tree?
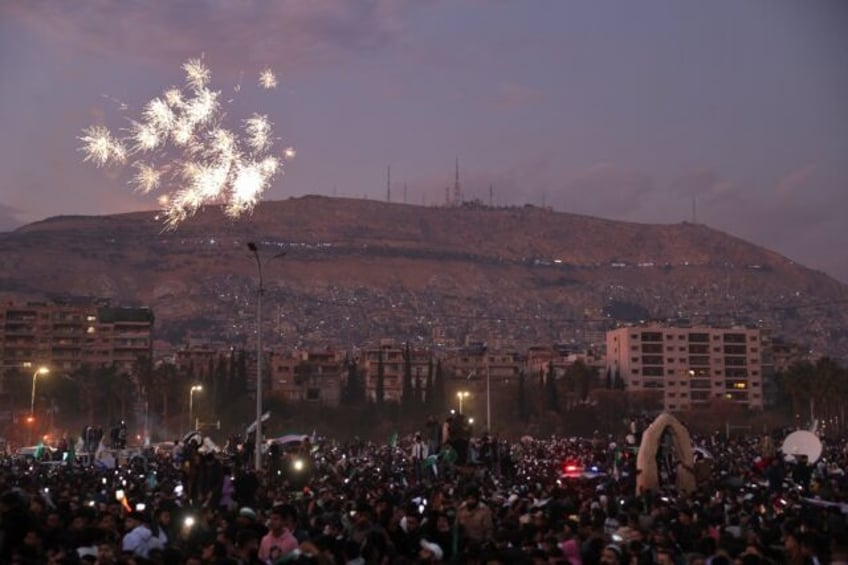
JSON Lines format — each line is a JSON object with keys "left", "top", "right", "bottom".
{"left": 545, "top": 362, "right": 560, "bottom": 413}
{"left": 433, "top": 359, "right": 446, "bottom": 412}
{"left": 517, "top": 369, "right": 529, "bottom": 421}
{"left": 341, "top": 355, "right": 366, "bottom": 406}
{"left": 614, "top": 369, "right": 625, "bottom": 390}
{"left": 402, "top": 343, "right": 413, "bottom": 409}
{"left": 376, "top": 348, "right": 385, "bottom": 407}
{"left": 565, "top": 360, "right": 597, "bottom": 402}
{"left": 425, "top": 357, "right": 434, "bottom": 408}
{"left": 779, "top": 360, "right": 816, "bottom": 420}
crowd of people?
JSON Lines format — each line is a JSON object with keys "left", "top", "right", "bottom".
{"left": 1, "top": 413, "right": 847, "bottom": 564}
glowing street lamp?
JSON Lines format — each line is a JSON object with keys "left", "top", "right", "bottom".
{"left": 30, "top": 366, "right": 49, "bottom": 420}
{"left": 28, "top": 366, "right": 49, "bottom": 444}
{"left": 456, "top": 390, "right": 470, "bottom": 415}
{"left": 189, "top": 385, "right": 203, "bottom": 432}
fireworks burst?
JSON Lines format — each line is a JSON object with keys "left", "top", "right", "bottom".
{"left": 259, "top": 68, "right": 278, "bottom": 89}
{"left": 79, "top": 58, "right": 293, "bottom": 229}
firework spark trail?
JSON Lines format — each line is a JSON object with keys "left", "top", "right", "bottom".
{"left": 79, "top": 58, "right": 294, "bottom": 229}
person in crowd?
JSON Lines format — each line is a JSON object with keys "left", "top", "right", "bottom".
{"left": 122, "top": 511, "right": 164, "bottom": 558}
{"left": 258, "top": 504, "right": 299, "bottom": 563}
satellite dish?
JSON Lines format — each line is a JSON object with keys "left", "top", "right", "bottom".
{"left": 781, "top": 430, "right": 823, "bottom": 463}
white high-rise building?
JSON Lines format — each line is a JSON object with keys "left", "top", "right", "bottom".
{"left": 606, "top": 325, "right": 764, "bottom": 411}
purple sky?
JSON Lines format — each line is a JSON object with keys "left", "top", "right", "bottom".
{"left": 1, "top": 1, "right": 847, "bottom": 282}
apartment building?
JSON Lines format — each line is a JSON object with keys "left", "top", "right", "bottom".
{"left": 606, "top": 325, "right": 764, "bottom": 411}
{"left": 270, "top": 349, "right": 343, "bottom": 405}
{"left": 0, "top": 301, "right": 154, "bottom": 374}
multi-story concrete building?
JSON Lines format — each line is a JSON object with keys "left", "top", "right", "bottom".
{"left": 270, "top": 349, "right": 344, "bottom": 405}
{"left": 0, "top": 301, "right": 154, "bottom": 374}
{"left": 359, "top": 340, "right": 436, "bottom": 403}
{"left": 606, "top": 325, "right": 764, "bottom": 411}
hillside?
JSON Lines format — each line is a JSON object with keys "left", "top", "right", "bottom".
{"left": 1, "top": 196, "right": 846, "bottom": 357}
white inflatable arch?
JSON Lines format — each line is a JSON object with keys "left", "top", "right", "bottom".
{"left": 635, "top": 412, "right": 696, "bottom": 495}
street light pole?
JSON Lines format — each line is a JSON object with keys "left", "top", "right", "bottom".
{"left": 486, "top": 356, "right": 491, "bottom": 434}
{"left": 30, "top": 367, "right": 49, "bottom": 419}
{"left": 247, "top": 242, "right": 265, "bottom": 471}
{"left": 29, "top": 366, "right": 49, "bottom": 444}
{"left": 189, "top": 385, "right": 203, "bottom": 432}
{"left": 247, "top": 242, "right": 287, "bottom": 471}
{"left": 456, "top": 391, "right": 469, "bottom": 415}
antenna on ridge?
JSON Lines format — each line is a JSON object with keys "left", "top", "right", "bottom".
{"left": 453, "top": 157, "right": 462, "bottom": 205}
{"left": 692, "top": 195, "right": 697, "bottom": 223}
{"left": 387, "top": 165, "right": 392, "bottom": 203}
{"left": 489, "top": 184, "right": 494, "bottom": 207}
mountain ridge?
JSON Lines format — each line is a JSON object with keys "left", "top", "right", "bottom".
{"left": 2, "top": 196, "right": 846, "bottom": 357}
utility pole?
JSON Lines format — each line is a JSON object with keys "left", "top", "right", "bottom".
{"left": 453, "top": 157, "right": 462, "bottom": 205}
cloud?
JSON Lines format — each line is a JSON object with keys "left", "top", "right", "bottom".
{"left": 3, "top": 0, "right": 411, "bottom": 73}
{"left": 0, "top": 204, "right": 24, "bottom": 232}
{"left": 558, "top": 163, "right": 656, "bottom": 217}
{"left": 775, "top": 163, "right": 816, "bottom": 201}
{"left": 669, "top": 169, "right": 735, "bottom": 202}
{"left": 492, "top": 81, "right": 545, "bottom": 108}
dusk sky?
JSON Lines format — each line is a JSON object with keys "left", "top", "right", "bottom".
{"left": 1, "top": 1, "right": 846, "bottom": 281}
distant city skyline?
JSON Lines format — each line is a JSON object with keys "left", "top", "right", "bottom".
{"left": 1, "top": 1, "right": 846, "bottom": 282}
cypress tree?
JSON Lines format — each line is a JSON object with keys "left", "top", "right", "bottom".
{"left": 614, "top": 369, "right": 625, "bottom": 390}
{"left": 518, "top": 369, "right": 529, "bottom": 421}
{"left": 434, "top": 359, "right": 446, "bottom": 412}
{"left": 402, "top": 343, "right": 413, "bottom": 409}
{"left": 376, "top": 348, "right": 385, "bottom": 407}
{"left": 425, "top": 356, "right": 434, "bottom": 407}
{"left": 545, "top": 362, "right": 560, "bottom": 413}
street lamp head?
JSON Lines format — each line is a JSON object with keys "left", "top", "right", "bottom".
{"left": 37, "top": 367, "right": 49, "bottom": 376}
{"left": 191, "top": 385, "right": 203, "bottom": 392}
{"left": 247, "top": 241, "right": 258, "bottom": 252}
